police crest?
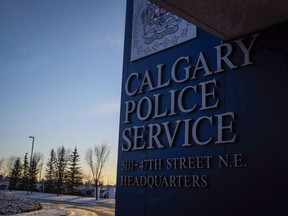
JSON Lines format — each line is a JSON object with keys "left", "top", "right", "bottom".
{"left": 131, "top": 0, "right": 197, "bottom": 61}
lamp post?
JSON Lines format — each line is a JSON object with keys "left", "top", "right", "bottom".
{"left": 29, "top": 136, "right": 35, "bottom": 194}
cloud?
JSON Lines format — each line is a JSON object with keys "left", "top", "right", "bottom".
{"left": 86, "top": 99, "right": 120, "bottom": 116}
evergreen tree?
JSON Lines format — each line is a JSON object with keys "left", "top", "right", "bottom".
{"left": 45, "top": 149, "right": 57, "bottom": 193}
{"left": 67, "top": 147, "right": 83, "bottom": 195}
{"left": 9, "top": 157, "right": 22, "bottom": 190}
{"left": 56, "top": 146, "right": 70, "bottom": 195}
{"left": 29, "top": 155, "right": 39, "bottom": 192}
{"left": 20, "top": 153, "right": 29, "bottom": 191}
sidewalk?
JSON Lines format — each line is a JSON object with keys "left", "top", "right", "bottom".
{"left": 3, "top": 191, "right": 114, "bottom": 206}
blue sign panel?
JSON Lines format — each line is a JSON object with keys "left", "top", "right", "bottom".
{"left": 116, "top": 1, "right": 288, "bottom": 215}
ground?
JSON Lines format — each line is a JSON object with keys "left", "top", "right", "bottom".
{"left": 0, "top": 191, "right": 115, "bottom": 216}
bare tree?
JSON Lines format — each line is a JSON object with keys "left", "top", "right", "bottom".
{"left": 6, "top": 156, "right": 17, "bottom": 177}
{"left": 83, "top": 173, "right": 93, "bottom": 185}
{"left": 85, "top": 143, "right": 110, "bottom": 200}
{"left": 29, "top": 152, "right": 44, "bottom": 193}
{"left": 33, "top": 152, "right": 44, "bottom": 179}
{"left": 0, "top": 158, "right": 5, "bottom": 177}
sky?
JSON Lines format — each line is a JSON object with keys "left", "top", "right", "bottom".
{"left": 0, "top": 0, "right": 126, "bottom": 185}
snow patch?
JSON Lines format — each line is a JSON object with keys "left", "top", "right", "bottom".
{"left": 0, "top": 192, "right": 42, "bottom": 215}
